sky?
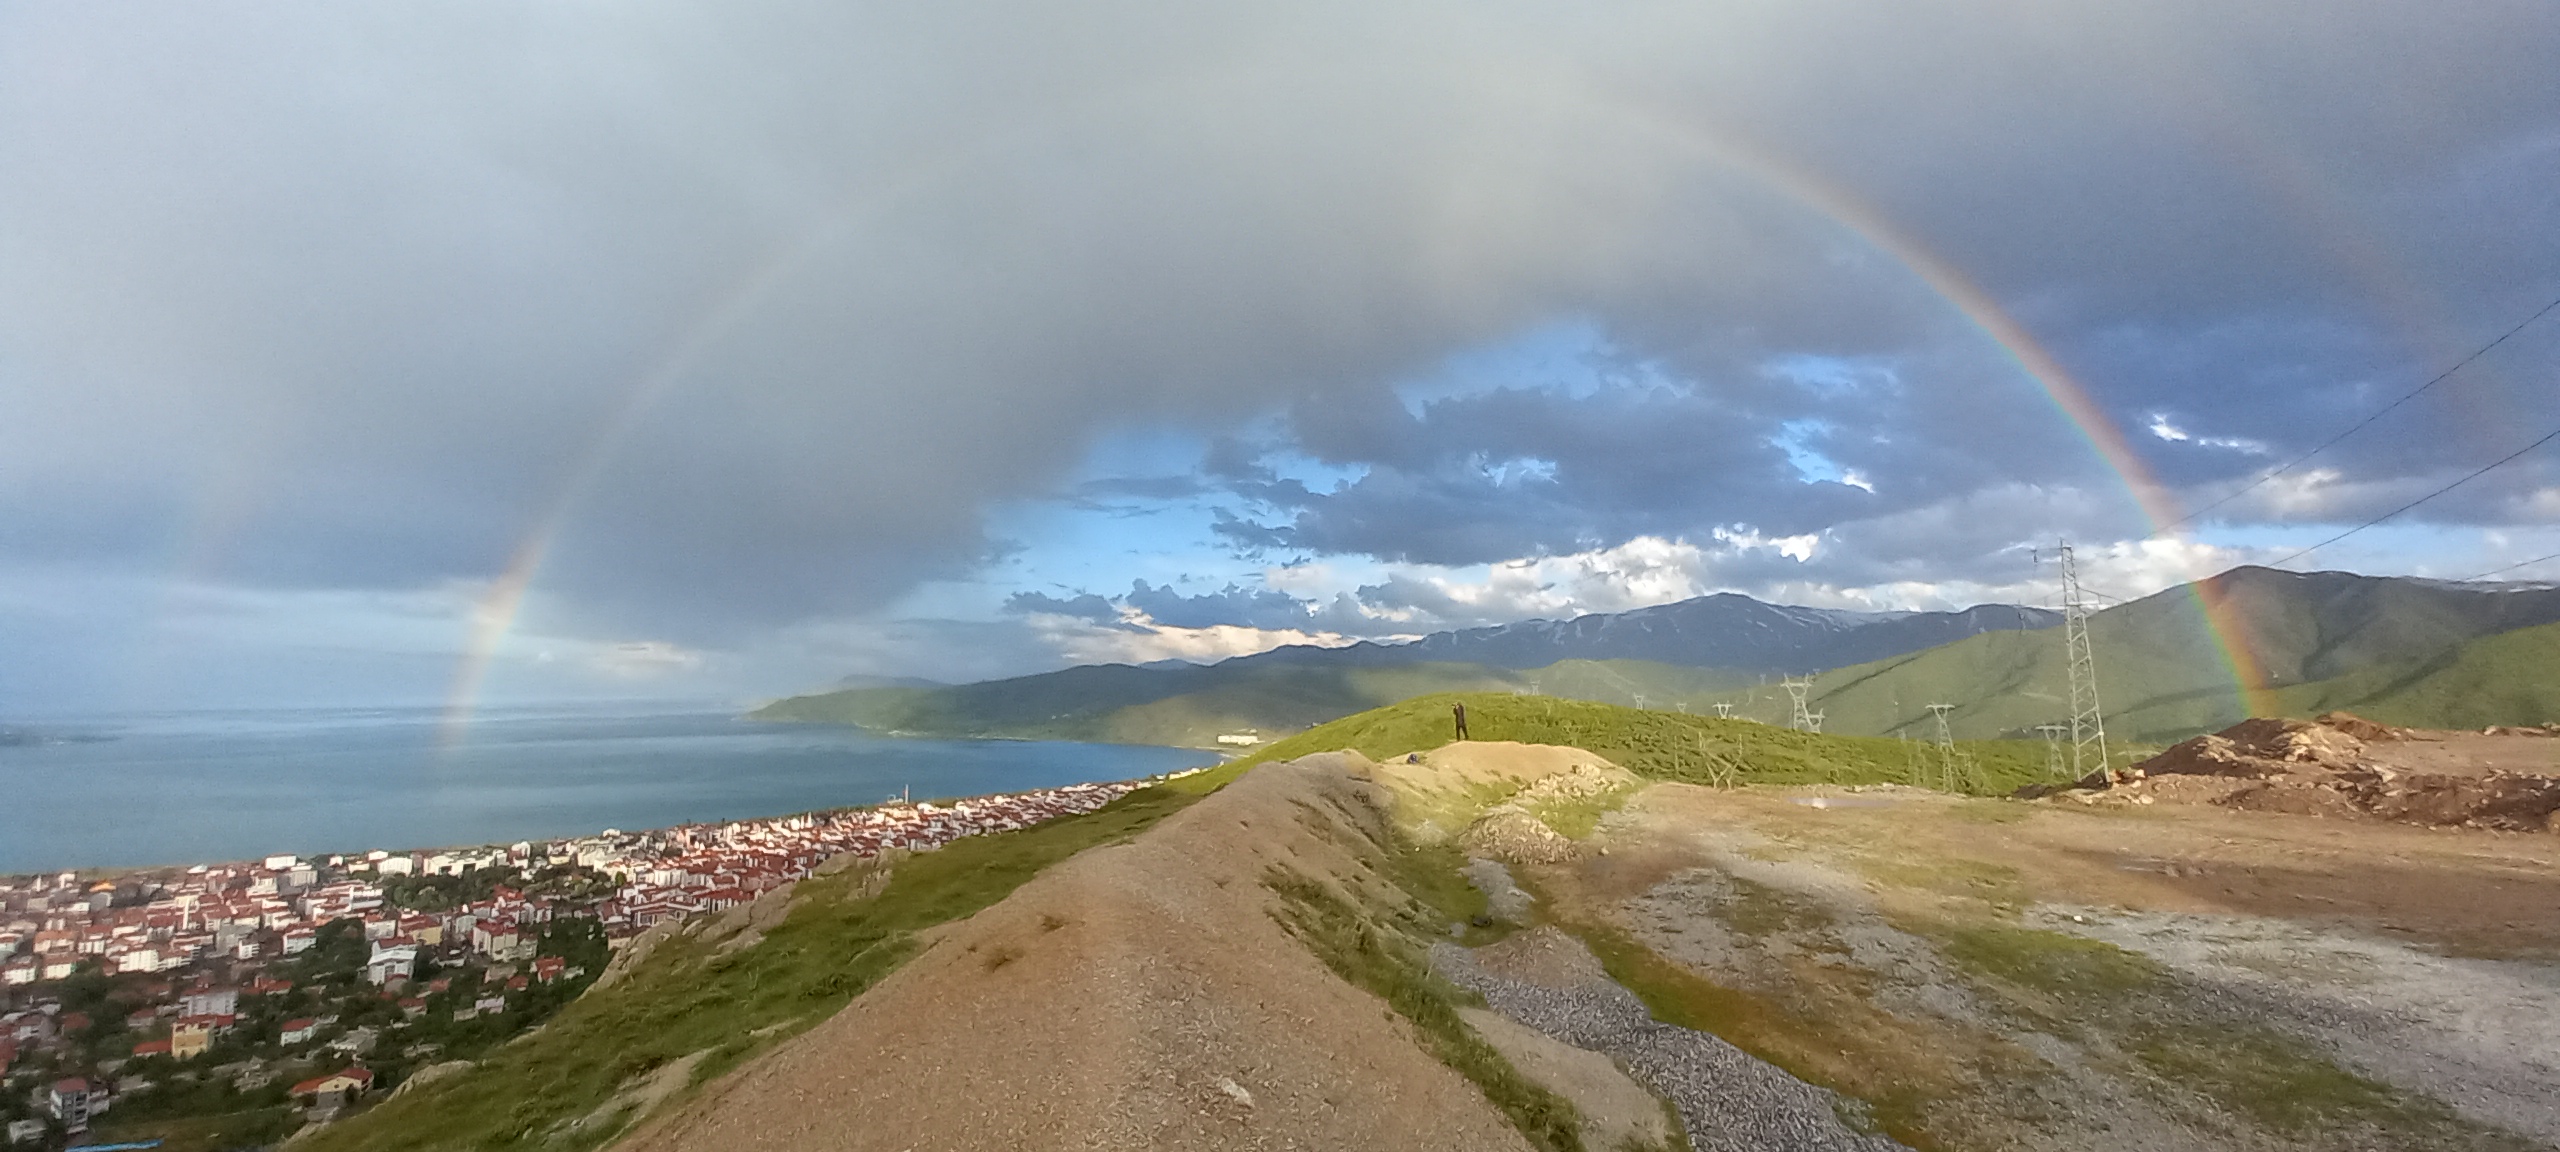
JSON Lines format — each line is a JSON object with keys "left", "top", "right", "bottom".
{"left": 3, "top": 0, "right": 2558, "bottom": 715}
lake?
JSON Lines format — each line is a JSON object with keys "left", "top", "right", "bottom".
{"left": 0, "top": 705, "right": 1213, "bottom": 873}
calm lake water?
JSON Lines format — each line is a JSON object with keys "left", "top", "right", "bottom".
{"left": 0, "top": 705, "right": 1212, "bottom": 873}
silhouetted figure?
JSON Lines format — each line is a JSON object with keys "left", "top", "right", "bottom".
{"left": 1452, "top": 702, "right": 1469, "bottom": 741}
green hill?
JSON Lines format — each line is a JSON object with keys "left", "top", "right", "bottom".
{"left": 2263, "top": 617, "right": 2560, "bottom": 728}
{"left": 1736, "top": 567, "right": 2560, "bottom": 744}
{"left": 755, "top": 658, "right": 1754, "bottom": 747}
{"left": 1234, "top": 692, "right": 2058, "bottom": 797}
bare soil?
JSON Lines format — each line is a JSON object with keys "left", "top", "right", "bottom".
{"left": 2105, "top": 714, "right": 2560, "bottom": 833}
{"left": 617, "top": 754, "right": 1538, "bottom": 1152}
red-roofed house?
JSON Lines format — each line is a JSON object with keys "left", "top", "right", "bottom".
{"left": 132, "top": 1037, "right": 172, "bottom": 1057}
{"left": 280, "top": 1017, "right": 320, "bottom": 1045}
{"left": 291, "top": 1067, "right": 374, "bottom": 1115}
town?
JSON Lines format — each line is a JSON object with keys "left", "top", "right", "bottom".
{"left": 0, "top": 778, "right": 1148, "bottom": 1149}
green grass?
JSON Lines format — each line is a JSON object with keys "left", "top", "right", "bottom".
{"left": 753, "top": 659, "right": 1754, "bottom": 748}
{"left": 86, "top": 1107, "right": 301, "bottom": 1152}
{"left": 1932, "top": 923, "right": 2161, "bottom": 1001}
{"left": 1233, "top": 693, "right": 2058, "bottom": 796}
{"left": 1263, "top": 864, "right": 1585, "bottom": 1152}
{"left": 297, "top": 784, "right": 1211, "bottom": 1152}
{"left": 2265, "top": 618, "right": 2560, "bottom": 731}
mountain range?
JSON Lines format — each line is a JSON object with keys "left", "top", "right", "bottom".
{"left": 755, "top": 567, "right": 2560, "bottom": 749}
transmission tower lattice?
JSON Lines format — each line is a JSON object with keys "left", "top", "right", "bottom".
{"left": 1781, "top": 676, "right": 1816, "bottom": 732}
{"left": 2036, "top": 723, "right": 2069, "bottom": 778}
{"left": 1923, "top": 704, "right": 1961, "bottom": 791}
{"left": 1711, "top": 702, "right": 1734, "bottom": 719}
{"left": 2051, "top": 541, "right": 2111, "bottom": 781}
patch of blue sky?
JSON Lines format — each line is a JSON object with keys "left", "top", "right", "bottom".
{"left": 1770, "top": 419, "right": 1871, "bottom": 490}
{"left": 1474, "top": 453, "right": 1559, "bottom": 488}
{"left": 2188, "top": 520, "right": 2560, "bottom": 581}
{"left": 893, "top": 420, "right": 1325, "bottom": 621}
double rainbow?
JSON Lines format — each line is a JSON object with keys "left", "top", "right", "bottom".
{"left": 442, "top": 79, "right": 2276, "bottom": 743}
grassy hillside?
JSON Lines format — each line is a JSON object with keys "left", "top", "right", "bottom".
{"left": 756, "top": 659, "right": 1753, "bottom": 747}
{"left": 294, "top": 777, "right": 1226, "bottom": 1152}
{"left": 1235, "top": 692, "right": 2066, "bottom": 796}
{"left": 2264, "top": 618, "right": 2560, "bottom": 728}
{"left": 1722, "top": 568, "right": 2560, "bottom": 744}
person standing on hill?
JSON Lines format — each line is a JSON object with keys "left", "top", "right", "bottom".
{"left": 1452, "top": 702, "right": 1469, "bottom": 741}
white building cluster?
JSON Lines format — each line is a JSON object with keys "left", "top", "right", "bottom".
{"left": 589, "top": 782, "right": 1140, "bottom": 932}
{"left": 0, "top": 779, "right": 1144, "bottom": 991}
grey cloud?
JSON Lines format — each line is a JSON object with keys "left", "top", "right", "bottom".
{"left": 1001, "top": 591, "right": 1125, "bottom": 626}
{"left": 3, "top": 0, "right": 2554, "bottom": 662}
{"left": 1120, "top": 581, "right": 1310, "bottom": 631}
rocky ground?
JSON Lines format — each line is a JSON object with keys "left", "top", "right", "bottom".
{"left": 1495, "top": 762, "right": 2560, "bottom": 1151}
{"left": 1433, "top": 928, "right": 1904, "bottom": 1152}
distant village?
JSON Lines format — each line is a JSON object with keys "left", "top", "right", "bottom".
{"left": 0, "top": 778, "right": 1148, "bottom": 1148}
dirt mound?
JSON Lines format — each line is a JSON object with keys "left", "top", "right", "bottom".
{"left": 2139, "top": 716, "right": 2367, "bottom": 779}
{"left": 1460, "top": 806, "right": 1580, "bottom": 865}
{"left": 617, "top": 753, "right": 1539, "bottom": 1152}
{"left": 2314, "top": 711, "right": 2404, "bottom": 741}
{"left": 1471, "top": 926, "right": 1611, "bottom": 990}
{"left": 1375, "top": 740, "right": 1627, "bottom": 796}
{"left": 2120, "top": 715, "right": 2560, "bottom": 832}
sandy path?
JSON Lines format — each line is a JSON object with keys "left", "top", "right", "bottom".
{"left": 616, "top": 754, "right": 1537, "bottom": 1152}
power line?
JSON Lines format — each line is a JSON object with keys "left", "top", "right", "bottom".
{"left": 2452, "top": 550, "right": 2560, "bottom": 583}
{"left": 2162, "top": 291, "right": 2560, "bottom": 532}
{"left": 2266, "top": 418, "right": 2560, "bottom": 569}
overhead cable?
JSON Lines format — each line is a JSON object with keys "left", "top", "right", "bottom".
{"left": 2163, "top": 291, "right": 2560, "bottom": 532}
{"left": 2266, "top": 416, "right": 2560, "bottom": 569}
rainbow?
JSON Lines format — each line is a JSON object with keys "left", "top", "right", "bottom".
{"left": 437, "top": 172, "right": 936, "bottom": 746}
{"left": 1591, "top": 89, "right": 2275, "bottom": 717}
{"left": 441, "top": 76, "right": 2279, "bottom": 743}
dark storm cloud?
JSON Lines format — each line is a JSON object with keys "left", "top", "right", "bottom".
{"left": 4, "top": 0, "right": 2555, "bottom": 653}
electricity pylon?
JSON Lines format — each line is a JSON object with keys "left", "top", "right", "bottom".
{"left": 2036, "top": 723, "right": 2069, "bottom": 778}
{"left": 2051, "top": 541, "right": 2111, "bottom": 781}
{"left": 1925, "top": 704, "right": 1958, "bottom": 791}
{"left": 1711, "top": 702, "right": 1734, "bottom": 719}
{"left": 1782, "top": 676, "right": 1816, "bottom": 732}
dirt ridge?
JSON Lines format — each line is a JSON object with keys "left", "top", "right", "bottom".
{"left": 613, "top": 754, "right": 1540, "bottom": 1152}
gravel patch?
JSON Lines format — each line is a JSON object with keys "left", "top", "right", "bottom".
{"left": 1432, "top": 940, "right": 1908, "bottom": 1152}
{"left": 2040, "top": 905, "right": 2560, "bottom": 1145}
{"left": 1463, "top": 856, "right": 1538, "bottom": 924}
